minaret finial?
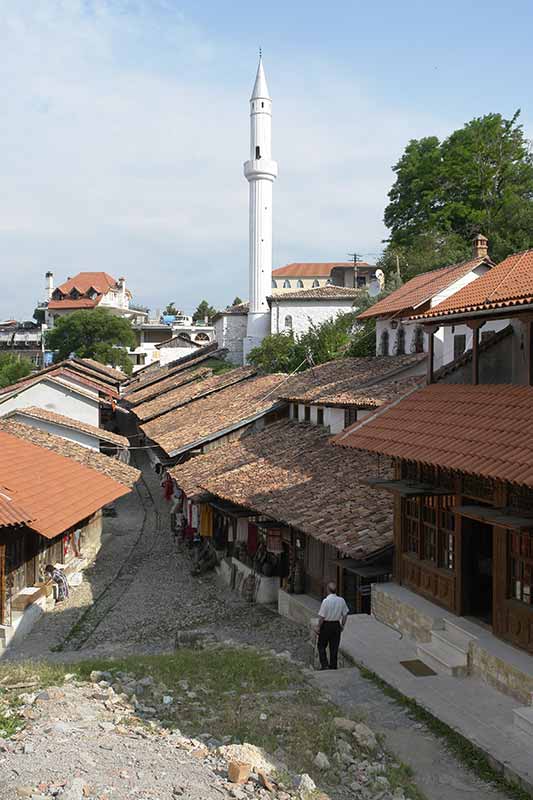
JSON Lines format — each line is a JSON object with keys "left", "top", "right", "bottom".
{"left": 259, "top": 47, "right": 262, "bottom": 58}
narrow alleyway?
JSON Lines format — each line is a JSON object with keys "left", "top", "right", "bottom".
{"left": 2, "top": 445, "right": 513, "bottom": 800}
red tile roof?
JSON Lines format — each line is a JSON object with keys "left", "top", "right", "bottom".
{"left": 72, "top": 357, "right": 127, "bottom": 383}
{"left": 0, "top": 489, "right": 32, "bottom": 528}
{"left": 48, "top": 298, "right": 100, "bottom": 310}
{"left": 272, "top": 262, "right": 369, "bottom": 277}
{"left": 357, "top": 258, "right": 490, "bottom": 320}
{"left": 416, "top": 249, "right": 533, "bottom": 320}
{"left": 141, "top": 373, "right": 287, "bottom": 457}
{"left": 0, "top": 366, "right": 118, "bottom": 400}
{"left": 269, "top": 286, "right": 360, "bottom": 302}
{"left": 56, "top": 272, "right": 119, "bottom": 295}
{"left": 334, "top": 383, "right": 533, "bottom": 488}
{"left": 0, "top": 430, "right": 130, "bottom": 538}
{"left": 179, "top": 420, "right": 393, "bottom": 559}
{"left": 8, "top": 407, "right": 129, "bottom": 447}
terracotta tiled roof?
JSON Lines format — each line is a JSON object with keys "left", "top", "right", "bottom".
{"left": 280, "top": 356, "right": 425, "bottom": 407}
{"left": 48, "top": 298, "right": 100, "bottom": 310}
{"left": 272, "top": 262, "right": 369, "bottom": 278}
{"left": 8, "top": 407, "right": 129, "bottom": 447}
{"left": 269, "top": 286, "right": 361, "bottom": 302}
{"left": 141, "top": 373, "right": 287, "bottom": 457}
{"left": 0, "top": 490, "right": 32, "bottom": 528}
{"left": 212, "top": 303, "right": 249, "bottom": 320}
{"left": 125, "top": 368, "right": 212, "bottom": 407}
{"left": 357, "top": 257, "right": 490, "bottom": 320}
{"left": 174, "top": 420, "right": 392, "bottom": 559}
{"left": 0, "top": 429, "right": 131, "bottom": 538}
{"left": 0, "top": 366, "right": 118, "bottom": 401}
{"left": 0, "top": 420, "right": 139, "bottom": 488}
{"left": 56, "top": 272, "right": 119, "bottom": 295}
{"left": 134, "top": 367, "right": 257, "bottom": 423}
{"left": 123, "top": 342, "right": 221, "bottom": 393}
{"left": 334, "top": 383, "right": 533, "bottom": 488}
{"left": 416, "top": 249, "right": 533, "bottom": 320}
{"left": 72, "top": 357, "right": 127, "bottom": 383}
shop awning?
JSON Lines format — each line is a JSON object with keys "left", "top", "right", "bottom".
{"left": 453, "top": 504, "right": 533, "bottom": 530}
{"left": 363, "top": 478, "right": 452, "bottom": 497}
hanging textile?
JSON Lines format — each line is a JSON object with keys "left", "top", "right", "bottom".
{"left": 161, "top": 473, "right": 173, "bottom": 502}
{"left": 267, "top": 530, "right": 283, "bottom": 554}
{"left": 199, "top": 504, "right": 214, "bottom": 537}
{"left": 236, "top": 518, "right": 248, "bottom": 543}
{"left": 247, "top": 523, "right": 258, "bottom": 556}
{"left": 227, "top": 519, "right": 235, "bottom": 543}
{"left": 191, "top": 504, "right": 199, "bottom": 531}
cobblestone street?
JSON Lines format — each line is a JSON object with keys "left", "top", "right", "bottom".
{"left": 5, "top": 448, "right": 310, "bottom": 663}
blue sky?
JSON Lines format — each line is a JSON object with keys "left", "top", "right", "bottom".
{"left": 1, "top": 0, "right": 532, "bottom": 320}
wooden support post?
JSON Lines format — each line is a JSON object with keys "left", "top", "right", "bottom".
{"left": 466, "top": 320, "right": 485, "bottom": 385}
{"left": 425, "top": 325, "right": 437, "bottom": 384}
{"left": 524, "top": 319, "right": 533, "bottom": 386}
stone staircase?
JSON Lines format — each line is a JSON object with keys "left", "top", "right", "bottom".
{"left": 417, "top": 618, "right": 477, "bottom": 677}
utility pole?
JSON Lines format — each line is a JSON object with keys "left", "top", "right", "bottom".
{"left": 347, "top": 252, "right": 360, "bottom": 289}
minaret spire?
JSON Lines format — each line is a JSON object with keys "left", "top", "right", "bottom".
{"left": 243, "top": 54, "right": 278, "bottom": 362}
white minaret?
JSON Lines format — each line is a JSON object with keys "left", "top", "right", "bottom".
{"left": 243, "top": 54, "right": 278, "bottom": 361}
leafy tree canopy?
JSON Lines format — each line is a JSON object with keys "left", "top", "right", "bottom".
{"left": 231, "top": 296, "right": 243, "bottom": 307}
{"left": 163, "top": 302, "right": 179, "bottom": 316}
{"left": 0, "top": 354, "right": 33, "bottom": 388}
{"left": 193, "top": 300, "right": 217, "bottom": 323}
{"left": 383, "top": 111, "right": 533, "bottom": 276}
{"left": 45, "top": 308, "right": 135, "bottom": 375}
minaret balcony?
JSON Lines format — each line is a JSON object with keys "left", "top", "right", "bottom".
{"left": 244, "top": 159, "right": 278, "bottom": 181}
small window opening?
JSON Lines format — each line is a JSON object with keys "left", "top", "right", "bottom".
{"left": 317, "top": 408, "right": 324, "bottom": 426}
{"left": 255, "top": 146, "right": 261, "bottom": 159}
{"left": 312, "top": 279, "right": 320, "bottom": 288}
{"left": 261, "top": 101, "right": 264, "bottom": 108}
{"left": 304, "top": 406, "right": 311, "bottom": 422}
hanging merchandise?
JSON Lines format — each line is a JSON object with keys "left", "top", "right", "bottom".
{"left": 266, "top": 530, "right": 283, "bottom": 554}
{"left": 191, "top": 503, "right": 199, "bottom": 531}
{"left": 161, "top": 473, "right": 174, "bottom": 501}
{"left": 236, "top": 518, "right": 248, "bottom": 543}
{"left": 199, "top": 504, "right": 214, "bottom": 537}
{"left": 247, "top": 523, "right": 258, "bottom": 556}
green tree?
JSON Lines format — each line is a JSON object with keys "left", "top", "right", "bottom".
{"left": 231, "top": 296, "right": 243, "bottom": 307}
{"left": 163, "top": 302, "right": 179, "bottom": 316}
{"left": 384, "top": 111, "right": 533, "bottom": 268}
{"left": 45, "top": 309, "right": 135, "bottom": 375}
{"left": 0, "top": 354, "right": 33, "bottom": 388}
{"left": 248, "top": 332, "right": 303, "bottom": 374}
{"left": 193, "top": 300, "right": 217, "bottom": 323}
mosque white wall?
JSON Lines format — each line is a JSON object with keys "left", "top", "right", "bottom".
{"left": 270, "top": 301, "right": 356, "bottom": 338}
{"left": 214, "top": 315, "right": 247, "bottom": 365}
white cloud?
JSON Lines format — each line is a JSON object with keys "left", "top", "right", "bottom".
{"left": 0, "top": 0, "right": 450, "bottom": 319}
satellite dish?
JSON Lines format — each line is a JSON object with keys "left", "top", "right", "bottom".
{"left": 368, "top": 279, "right": 381, "bottom": 297}
{"left": 374, "top": 268, "right": 385, "bottom": 283}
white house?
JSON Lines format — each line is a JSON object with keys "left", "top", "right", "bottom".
{"left": 39, "top": 271, "right": 148, "bottom": 328}
{"left": 271, "top": 261, "right": 376, "bottom": 293}
{"left": 0, "top": 375, "right": 101, "bottom": 426}
{"left": 268, "top": 285, "right": 360, "bottom": 338}
{"left": 130, "top": 319, "right": 216, "bottom": 371}
{"left": 213, "top": 304, "right": 249, "bottom": 366}
{"left": 4, "top": 407, "right": 128, "bottom": 454}
{"left": 358, "top": 235, "right": 508, "bottom": 369}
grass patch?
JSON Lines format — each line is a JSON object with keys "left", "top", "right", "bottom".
{"left": 357, "top": 664, "right": 532, "bottom": 800}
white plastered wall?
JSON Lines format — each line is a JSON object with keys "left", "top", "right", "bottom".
{"left": 271, "top": 300, "right": 356, "bottom": 337}
{"left": 8, "top": 414, "right": 98, "bottom": 449}
{"left": 0, "top": 380, "right": 100, "bottom": 426}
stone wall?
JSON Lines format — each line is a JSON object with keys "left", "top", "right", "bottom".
{"left": 470, "top": 644, "right": 533, "bottom": 706}
{"left": 372, "top": 584, "right": 436, "bottom": 643}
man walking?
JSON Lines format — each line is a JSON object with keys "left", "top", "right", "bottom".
{"left": 316, "top": 582, "right": 349, "bottom": 670}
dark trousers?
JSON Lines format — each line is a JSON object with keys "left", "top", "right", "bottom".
{"left": 318, "top": 621, "right": 341, "bottom": 669}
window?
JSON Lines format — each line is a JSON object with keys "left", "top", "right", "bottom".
{"left": 510, "top": 532, "right": 533, "bottom": 605}
{"left": 284, "top": 315, "right": 293, "bottom": 330}
{"left": 402, "top": 496, "right": 456, "bottom": 570}
{"left": 413, "top": 326, "right": 424, "bottom": 354}
{"left": 255, "top": 145, "right": 261, "bottom": 159}
{"left": 356, "top": 276, "right": 367, "bottom": 288}
{"left": 272, "top": 279, "right": 278, "bottom": 289}
{"left": 304, "top": 406, "right": 311, "bottom": 422}
{"left": 291, "top": 403, "right": 298, "bottom": 419}
{"left": 317, "top": 408, "right": 324, "bottom": 426}
{"left": 396, "top": 326, "right": 406, "bottom": 355}
{"left": 312, "top": 279, "right": 320, "bottom": 288}
{"left": 454, "top": 334, "right": 466, "bottom": 360}
{"left": 380, "top": 330, "right": 390, "bottom": 356}
{"left": 296, "top": 279, "right": 304, "bottom": 288}
{"left": 283, "top": 279, "right": 291, "bottom": 288}
{"left": 344, "top": 407, "right": 357, "bottom": 428}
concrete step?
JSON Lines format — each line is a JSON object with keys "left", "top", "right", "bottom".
{"left": 417, "top": 641, "right": 469, "bottom": 676}
{"left": 431, "top": 630, "right": 470, "bottom": 657}
{"left": 443, "top": 618, "right": 477, "bottom": 652}
{"left": 513, "top": 706, "right": 533, "bottom": 738}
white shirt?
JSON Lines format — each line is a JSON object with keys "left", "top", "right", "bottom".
{"left": 318, "top": 594, "right": 349, "bottom": 622}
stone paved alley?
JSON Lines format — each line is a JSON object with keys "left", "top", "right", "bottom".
{"left": 1, "top": 448, "right": 510, "bottom": 800}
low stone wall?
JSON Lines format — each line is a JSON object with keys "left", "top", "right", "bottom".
{"left": 471, "top": 644, "right": 533, "bottom": 706}
{"left": 217, "top": 557, "right": 279, "bottom": 605}
{"left": 278, "top": 588, "right": 321, "bottom": 627}
{"left": 371, "top": 583, "right": 436, "bottom": 643}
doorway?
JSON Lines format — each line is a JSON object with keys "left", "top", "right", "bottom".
{"left": 462, "top": 519, "right": 493, "bottom": 624}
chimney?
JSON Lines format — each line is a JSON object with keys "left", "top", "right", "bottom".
{"left": 473, "top": 233, "right": 488, "bottom": 260}
{"left": 45, "top": 271, "right": 54, "bottom": 300}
